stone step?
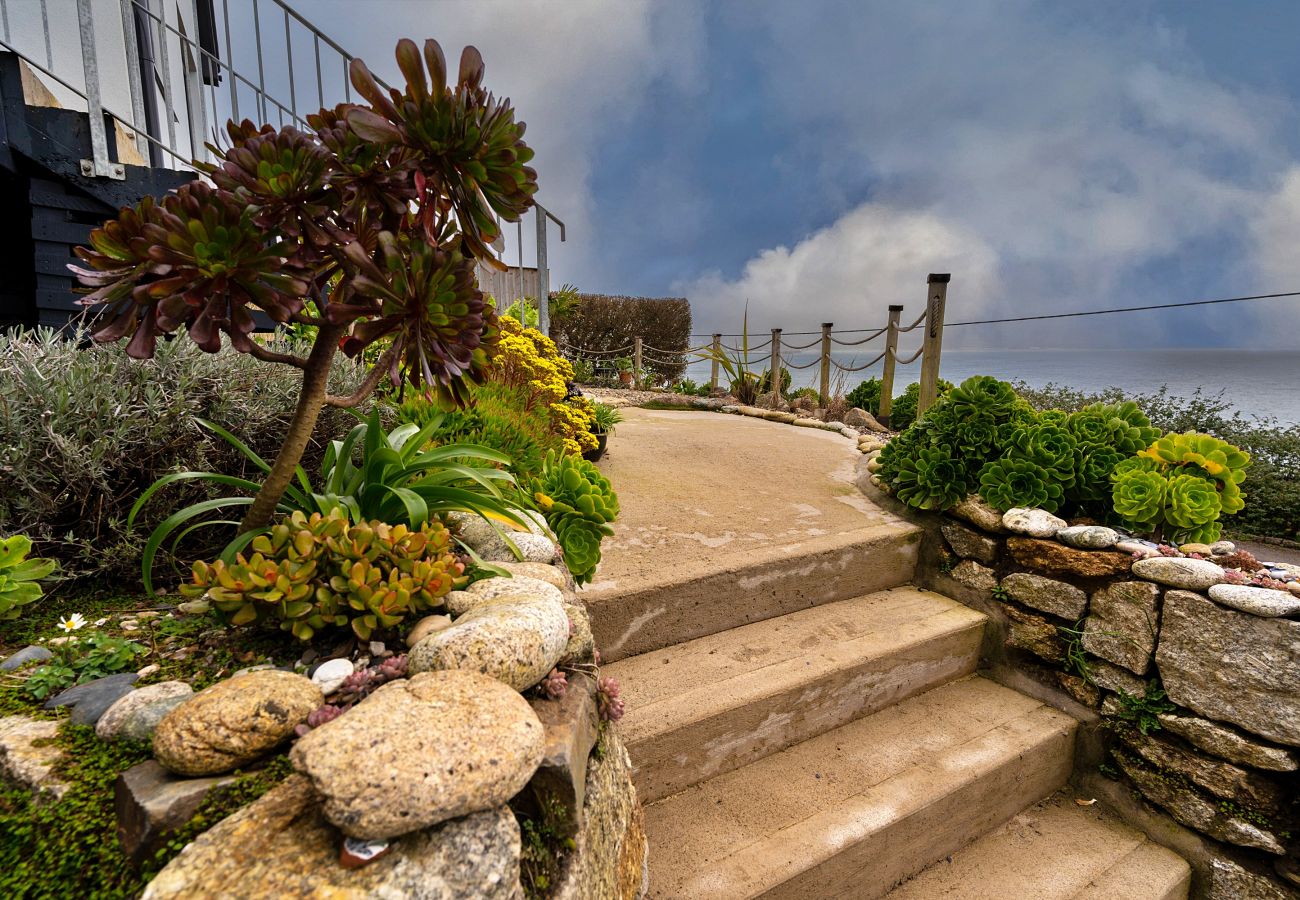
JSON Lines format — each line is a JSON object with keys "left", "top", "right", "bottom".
{"left": 886, "top": 790, "right": 1191, "bottom": 900}
{"left": 643, "top": 676, "right": 1076, "bottom": 899}
{"left": 608, "top": 586, "right": 986, "bottom": 803}
{"left": 586, "top": 521, "right": 922, "bottom": 662}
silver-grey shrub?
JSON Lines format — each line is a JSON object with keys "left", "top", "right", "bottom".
{"left": 0, "top": 327, "right": 367, "bottom": 580}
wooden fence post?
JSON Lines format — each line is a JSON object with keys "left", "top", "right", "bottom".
{"left": 819, "top": 323, "right": 833, "bottom": 407}
{"left": 710, "top": 334, "right": 721, "bottom": 393}
{"left": 917, "top": 274, "right": 950, "bottom": 417}
{"left": 633, "top": 336, "right": 643, "bottom": 389}
{"left": 878, "top": 304, "right": 902, "bottom": 427}
{"left": 769, "top": 329, "right": 782, "bottom": 407}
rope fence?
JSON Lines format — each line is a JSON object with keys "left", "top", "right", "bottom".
{"left": 557, "top": 274, "right": 953, "bottom": 426}
{"left": 558, "top": 279, "right": 1300, "bottom": 426}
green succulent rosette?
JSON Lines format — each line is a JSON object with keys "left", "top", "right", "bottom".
{"left": 893, "top": 446, "right": 973, "bottom": 511}
{"left": 1100, "top": 401, "right": 1159, "bottom": 454}
{"left": 953, "top": 412, "right": 999, "bottom": 456}
{"left": 531, "top": 450, "right": 620, "bottom": 583}
{"left": 876, "top": 427, "right": 925, "bottom": 484}
{"left": 978, "top": 458, "right": 1064, "bottom": 513}
{"left": 1140, "top": 432, "right": 1249, "bottom": 482}
{"left": 1070, "top": 444, "right": 1125, "bottom": 502}
{"left": 946, "top": 376, "right": 1019, "bottom": 421}
{"left": 548, "top": 510, "right": 613, "bottom": 585}
{"left": 1164, "top": 473, "right": 1223, "bottom": 530}
{"left": 533, "top": 451, "right": 619, "bottom": 523}
{"left": 1110, "top": 464, "right": 1167, "bottom": 528}
{"left": 1003, "top": 422, "right": 1078, "bottom": 488}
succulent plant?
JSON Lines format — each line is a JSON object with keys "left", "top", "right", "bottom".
{"left": 952, "top": 412, "right": 999, "bottom": 457}
{"left": 70, "top": 184, "right": 311, "bottom": 359}
{"left": 1111, "top": 465, "right": 1168, "bottom": 528}
{"left": 1164, "top": 474, "right": 1223, "bottom": 532}
{"left": 1004, "top": 421, "right": 1079, "bottom": 487}
{"left": 1069, "top": 444, "right": 1125, "bottom": 503}
{"left": 946, "top": 375, "right": 1019, "bottom": 421}
{"left": 1067, "top": 402, "right": 1159, "bottom": 455}
{"left": 532, "top": 451, "right": 619, "bottom": 584}
{"left": 1138, "top": 432, "right": 1248, "bottom": 516}
{"left": 597, "top": 676, "right": 625, "bottom": 723}
{"left": 198, "top": 120, "right": 336, "bottom": 246}
{"left": 347, "top": 39, "right": 538, "bottom": 258}
{"left": 182, "top": 509, "right": 459, "bottom": 641}
{"left": 71, "top": 37, "right": 535, "bottom": 533}
{"left": 539, "top": 668, "right": 568, "bottom": 700}
{"left": 533, "top": 451, "right": 619, "bottom": 522}
{"left": 0, "top": 535, "right": 57, "bottom": 621}
{"left": 978, "top": 458, "right": 1065, "bottom": 513}
{"left": 295, "top": 704, "right": 345, "bottom": 737}
{"left": 892, "top": 446, "right": 974, "bottom": 511}
{"left": 342, "top": 231, "right": 497, "bottom": 406}
{"left": 1111, "top": 432, "right": 1249, "bottom": 543}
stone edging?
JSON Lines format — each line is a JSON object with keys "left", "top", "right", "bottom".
{"left": 855, "top": 452, "right": 1300, "bottom": 897}
{"left": 625, "top": 393, "right": 892, "bottom": 453}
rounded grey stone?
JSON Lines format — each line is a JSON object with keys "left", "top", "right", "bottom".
{"left": 96, "top": 681, "right": 194, "bottom": 742}
{"left": 1207, "top": 584, "right": 1300, "bottom": 618}
{"left": 1131, "top": 557, "right": 1226, "bottom": 591}
{"left": 1001, "top": 508, "right": 1066, "bottom": 538}
{"left": 0, "top": 646, "right": 52, "bottom": 671}
{"left": 1055, "top": 525, "right": 1119, "bottom": 550}
{"left": 290, "top": 671, "right": 544, "bottom": 840}
{"left": 410, "top": 591, "right": 569, "bottom": 691}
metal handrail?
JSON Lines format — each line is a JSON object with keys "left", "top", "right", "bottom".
{"left": 1, "top": 0, "right": 385, "bottom": 175}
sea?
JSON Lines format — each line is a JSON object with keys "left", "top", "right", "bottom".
{"left": 681, "top": 349, "right": 1300, "bottom": 425}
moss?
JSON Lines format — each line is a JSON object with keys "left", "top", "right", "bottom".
{"left": 0, "top": 724, "right": 153, "bottom": 899}
{"left": 514, "top": 789, "right": 575, "bottom": 900}
{"left": 140, "top": 755, "right": 295, "bottom": 879}
{"left": 0, "top": 722, "right": 294, "bottom": 899}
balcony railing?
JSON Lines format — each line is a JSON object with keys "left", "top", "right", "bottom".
{"left": 0, "top": 0, "right": 382, "bottom": 176}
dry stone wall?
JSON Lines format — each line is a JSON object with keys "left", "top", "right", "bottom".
{"left": 859, "top": 458, "right": 1299, "bottom": 899}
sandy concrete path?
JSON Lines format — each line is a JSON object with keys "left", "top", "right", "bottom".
{"left": 585, "top": 407, "right": 900, "bottom": 599}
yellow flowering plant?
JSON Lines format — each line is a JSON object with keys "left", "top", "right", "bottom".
{"left": 492, "top": 315, "right": 597, "bottom": 455}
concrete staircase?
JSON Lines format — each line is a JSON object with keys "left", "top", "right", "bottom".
{"left": 598, "top": 519, "right": 1192, "bottom": 899}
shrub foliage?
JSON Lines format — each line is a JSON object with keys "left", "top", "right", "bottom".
{"left": 0, "top": 329, "right": 364, "bottom": 580}
{"left": 552, "top": 294, "right": 691, "bottom": 384}
{"left": 878, "top": 375, "right": 1250, "bottom": 541}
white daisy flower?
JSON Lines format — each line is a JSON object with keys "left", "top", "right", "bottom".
{"left": 56, "top": 612, "right": 87, "bottom": 633}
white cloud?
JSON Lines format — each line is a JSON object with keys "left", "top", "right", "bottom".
{"left": 682, "top": 203, "right": 1000, "bottom": 335}
{"left": 679, "top": 3, "right": 1299, "bottom": 347}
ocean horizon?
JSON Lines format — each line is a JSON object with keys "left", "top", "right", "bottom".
{"left": 682, "top": 348, "right": 1300, "bottom": 425}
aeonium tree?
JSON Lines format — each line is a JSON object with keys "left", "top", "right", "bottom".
{"left": 70, "top": 39, "right": 536, "bottom": 532}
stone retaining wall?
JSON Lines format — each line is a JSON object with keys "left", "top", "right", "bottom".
{"left": 857, "top": 457, "right": 1299, "bottom": 900}
{"left": 0, "top": 519, "right": 645, "bottom": 899}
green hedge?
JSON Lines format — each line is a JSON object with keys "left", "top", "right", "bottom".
{"left": 552, "top": 294, "right": 691, "bottom": 384}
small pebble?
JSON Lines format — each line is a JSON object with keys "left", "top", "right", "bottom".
{"left": 310, "top": 658, "right": 355, "bottom": 695}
